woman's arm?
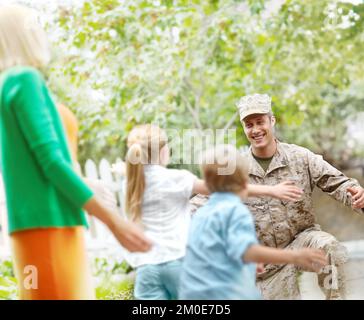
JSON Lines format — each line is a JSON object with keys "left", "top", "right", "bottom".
{"left": 11, "top": 69, "right": 92, "bottom": 209}
{"left": 84, "top": 197, "right": 151, "bottom": 252}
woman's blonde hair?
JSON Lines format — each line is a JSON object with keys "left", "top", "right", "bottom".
{"left": 125, "top": 124, "right": 168, "bottom": 222}
{"left": 201, "top": 144, "right": 249, "bottom": 193}
{"left": 0, "top": 5, "right": 50, "bottom": 71}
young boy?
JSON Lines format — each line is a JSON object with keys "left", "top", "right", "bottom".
{"left": 179, "top": 145, "right": 328, "bottom": 300}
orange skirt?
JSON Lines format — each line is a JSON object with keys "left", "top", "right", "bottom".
{"left": 10, "top": 227, "right": 95, "bottom": 300}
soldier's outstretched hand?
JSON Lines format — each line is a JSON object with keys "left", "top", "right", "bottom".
{"left": 347, "top": 187, "right": 364, "bottom": 209}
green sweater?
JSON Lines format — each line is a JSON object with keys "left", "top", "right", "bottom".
{"left": 0, "top": 66, "right": 93, "bottom": 234}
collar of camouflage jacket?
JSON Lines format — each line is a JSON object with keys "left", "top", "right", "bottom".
{"left": 247, "top": 140, "right": 289, "bottom": 178}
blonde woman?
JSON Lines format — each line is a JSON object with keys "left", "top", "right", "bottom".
{"left": 123, "top": 124, "right": 304, "bottom": 300}
{"left": 0, "top": 5, "right": 150, "bottom": 300}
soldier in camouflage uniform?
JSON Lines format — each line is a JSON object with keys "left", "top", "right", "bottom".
{"left": 190, "top": 94, "right": 364, "bottom": 300}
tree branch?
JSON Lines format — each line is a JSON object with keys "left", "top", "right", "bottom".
{"left": 181, "top": 94, "right": 203, "bottom": 130}
{"left": 224, "top": 111, "right": 239, "bottom": 131}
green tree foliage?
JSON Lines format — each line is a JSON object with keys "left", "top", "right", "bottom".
{"left": 45, "top": 0, "right": 364, "bottom": 168}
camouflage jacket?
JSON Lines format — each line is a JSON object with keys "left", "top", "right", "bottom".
{"left": 190, "top": 141, "right": 364, "bottom": 248}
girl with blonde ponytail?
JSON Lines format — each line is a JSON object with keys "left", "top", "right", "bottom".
{"left": 125, "top": 125, "right": 168, "bottom": 222}
{"left": 124, "top": 124, "right": 203, "bottom": 300}
{"left": 125, "top": 142, "right": 146, "bottom": 223}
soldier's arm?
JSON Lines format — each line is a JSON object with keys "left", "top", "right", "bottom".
{"left": 307, "top": 150, "right": 364, "bottom": 213}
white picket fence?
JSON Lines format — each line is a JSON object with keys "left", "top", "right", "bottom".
{"left": 82, "top": 158, "right": 127, "bottom": 255}
{"left": 0, "top": 158, "right": 126, "bottom": 258}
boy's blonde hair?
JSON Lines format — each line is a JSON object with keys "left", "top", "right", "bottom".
{"left": 201, "top": 145, "right": 249, "bottom": 193}
{"left": 0, "top": 5, "right": 50, "bottom": 71}
{"left": 125, "top": 124, "right": 168, "bottom": 222}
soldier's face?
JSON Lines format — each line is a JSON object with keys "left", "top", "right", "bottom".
{"left": 242, "top": 114, "right": 275, "bottom": 149}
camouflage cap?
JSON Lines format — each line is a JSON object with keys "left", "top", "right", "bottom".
{"left": 236, "top": 93, "right": 272, "bottom": 121}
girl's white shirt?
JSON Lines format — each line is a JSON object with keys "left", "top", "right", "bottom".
{"left": 123, "top": 164, "right": 197, "bottom": 267}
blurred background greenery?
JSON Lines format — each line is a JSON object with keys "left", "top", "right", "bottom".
{"left": 40, "top": 0, "right": 364, "bottom": 171}
{"left": 8, "top": 0, "right": 364, "bottom": 171}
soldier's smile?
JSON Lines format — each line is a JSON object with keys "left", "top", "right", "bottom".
{"left": 252, "top": 133, "right": 266, "bottom": 144}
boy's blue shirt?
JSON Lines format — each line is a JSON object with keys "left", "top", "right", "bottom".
{"left": 179, "top": 192, "right": 261, "bottom": 300}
